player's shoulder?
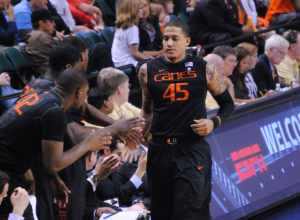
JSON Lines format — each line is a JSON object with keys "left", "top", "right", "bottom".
{"left": 187, "top": 54, "right": 206, "bottom": 66}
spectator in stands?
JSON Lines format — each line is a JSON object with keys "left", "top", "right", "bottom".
{"left": 189, "top": 0, "right": 252, "bottom": 46}
{"left": 95, "top": 68, "right": 140, "bottom": 119}
{"left": 24, "top": 9, "right": 58, "bottom": 76}
{"left": 83, "top": 150, "right": 147, "bottom": 218}
{"left": 67, "top": 0, "right": 104, "bottom": 30}
{"left": 151, "top": 0, "right": 175, "bottom": 32}
{"left": 237, "top": 0, "right": 259, "bottom": 30}
{"left": 13, "top": 0, "right": 48, "bottom": 41}
{"left": 46, "top": 1, "right": 72, "bottom": 34}
{"left": 89, "top": 67, "right": 143, "bottom": 149}
{"left": 204, "top": 54, "right": 235, "bottom": 109}
{"left": 0, "top": 72, "right": 19, "bottom": 112}
{"left": 138, "top": 0, "right": 163, "bottom": 53}
{"left": 252, "top": 34, "right": 289, "bottom": 94}
{"left": 0, "top": 170, "right": 30, "bottom": 220}
{"left": 84, "top": 152, "right": 119, "bottom": 219}
{"left": 213, "top": 45, "right": 237, "bottom": 78}
{"left": 49, "top": 0, "right": 90, "bottom": 32}
{"left": 277, "top": 30, "right": 300, "bottom": 86}
{"left": 0, "top": 0, "right": 17, "bottom": 47}
{"left": 237, "top": 0, "right": 270, "bottom": 28}
{"left": 111, "top": 0, "right": 153, "bottom": 68}
{"left": 237, "top": 42, "right": 260, "bottom": 98}
{"left": 230, "top": 46, "right": 257, "bottom": 103}
{"left": 264, "top": 0, "right": 296, "bottom": 25}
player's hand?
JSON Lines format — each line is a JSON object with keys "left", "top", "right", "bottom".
{"left": 120, "top": 146, "right": 141, "bottom": 163}
{"left": 10, "top": 187, "right": 30, "bottom": 217}
{"left": 191, "top": 119, "right": 214, "bottom": 136}
{"left": 0, "top": 72, "right": 11, "bottom": 86}
{"left": 54, "top": 176, "right": 71, "bottom": 208}
{"left": 95, "top": 154, "right": 120, "bottom": 180}
{"left": 84, "top": 129, "right": 112, "bottom": 151}
{"left": 111, "top": 117, "right": 145, "bottom": 136}
{"left": 95, "top": 207, "right": 116, "bottom": 218}
{"left": 122, "top": 128, "right": 144, "bottom": 150}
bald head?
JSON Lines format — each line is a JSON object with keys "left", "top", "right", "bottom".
{"left": 204, "top": 54, "right": 225, "bottom": 75}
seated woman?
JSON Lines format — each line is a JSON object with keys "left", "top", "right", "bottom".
{"left": 230, "top": 46, "right": 258, "bottom": 104}
{"left": 138, "top": 0, "right": 163, "bottom": 53}
{"left": 111, "top": 0, "right": 162, "bottom": 68}
{"left": 237, "top": 42, "right": 260, "bottom": 98}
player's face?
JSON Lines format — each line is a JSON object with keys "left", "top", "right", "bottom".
{"left": 74, "top": 83, "right": 89, "bottom": 108}
{"left": 163, "top": 26, "right": 190, "bottom": 63}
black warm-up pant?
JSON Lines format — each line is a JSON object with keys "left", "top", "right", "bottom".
{"left": 147, "top": 137, "right": 212, "bottom": 220}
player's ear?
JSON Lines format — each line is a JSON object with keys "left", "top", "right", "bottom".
{"left": 185, "top": 37, "right": 191, "bottom": 47}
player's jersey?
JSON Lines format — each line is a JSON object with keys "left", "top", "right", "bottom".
{"left": 0, "top": 90, "right": 66, "bottom": 174}
{"left": 147, "top": 55, "right": 207, "bottom": 138}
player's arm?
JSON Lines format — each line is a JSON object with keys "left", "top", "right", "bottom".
{"left": 138, "top": 63, "right": 153, "bottom": 137}
{"left": 206, "top": 63, "right": 234, "bottom": 126}
{"left": 191, "top": 64, "right": 234, "bottom": 136}
{"left": 82, "top": 103, "right": 114, "bottom": 126}
{"left": 41, "top": 108, "right": 112, "bottom": 173}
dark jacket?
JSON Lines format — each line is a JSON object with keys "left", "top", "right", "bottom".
{"left": 230, "top": 70, "right": 250, "bottom": 99}
{"left": 189, "top": 0, "right": 242, "bottom": 45}
{"left": 0, "top": 12, "right": 17, "bottom": 46}
{"left": 84, "top": 180, "right": 121, "bottom": 220}
{"left": 252, "top": 54, "right": 279, "bottom": 93}
{"left": 96, "top": 162, "right": 148, "bottom": 207}
{"left": 138, "top": 16, "right": 162, "bottom": 51}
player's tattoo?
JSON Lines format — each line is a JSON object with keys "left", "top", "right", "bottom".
{"left": 206, "top": 63, "right": 227, "bottom": 96}
{"left": 138, "top": 63, "right": 153, "bottom": 135}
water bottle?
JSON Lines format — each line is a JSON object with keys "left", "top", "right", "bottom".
{"left": 275, "top": 83, "right": 281, "bottom": 92}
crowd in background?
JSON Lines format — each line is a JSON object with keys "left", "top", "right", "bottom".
{"left": 0, "top": 0, "right": 300, "bottom": 219}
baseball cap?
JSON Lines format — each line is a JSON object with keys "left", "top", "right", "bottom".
{"left": 31, "top": 9, "right": 55, "bottom": 24}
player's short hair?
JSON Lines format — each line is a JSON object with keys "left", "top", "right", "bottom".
{"left": 63, "top": 36, "right": 88, "bottom": 54}
{"left": 56, "top": 69, "right": 88, "bottom": 97}
{"left": 49, "top": 42, "right": 81, "bottom": 77}
{"left": 165, "top": 18, "right": 190, "bottom": 37}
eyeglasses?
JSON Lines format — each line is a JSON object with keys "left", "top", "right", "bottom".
{"left": 272, "top": 48, "right": 286, "bottom": 56}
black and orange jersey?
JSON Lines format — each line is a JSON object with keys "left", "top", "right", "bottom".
{"left": 0, "top": 90, "right": 66, "bottom": 175}
{"left": 147, "top": 55, "right": 207, "bottom": 138}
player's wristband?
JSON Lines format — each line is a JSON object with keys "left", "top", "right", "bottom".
{"left": 211, "top": 116, "right": 221, "bottom": 129}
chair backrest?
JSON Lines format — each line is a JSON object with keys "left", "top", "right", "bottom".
{"left": 0, "top": 52, "right": 15, "bottom": 73}
{"left": 4, "top": 47, "right": 31, "bottom": 70}
{"left": 3, "top": 47, "right": 33, "bottom": 87}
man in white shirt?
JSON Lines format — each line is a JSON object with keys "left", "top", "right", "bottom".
{"left": 277, "top": 30, "right": 300, "bottom": 86}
